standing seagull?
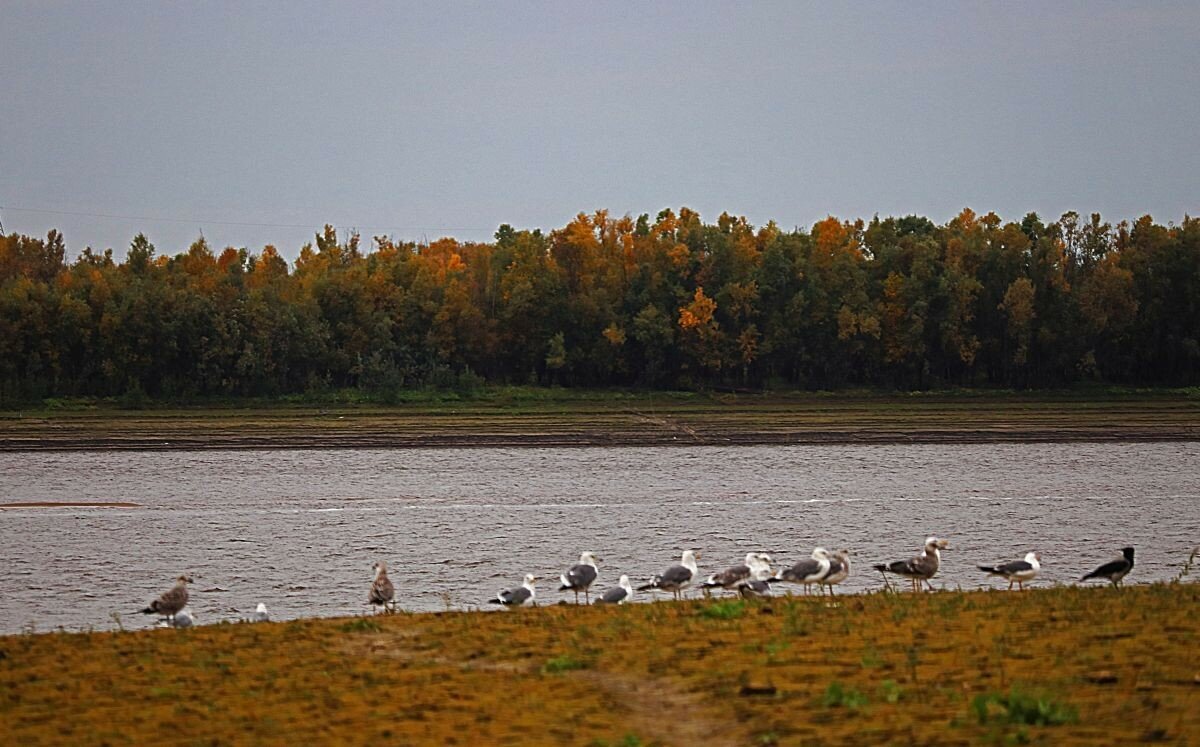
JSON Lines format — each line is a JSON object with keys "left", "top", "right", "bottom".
{"left": 596, "top": 574, "right": 634, "bottom": 605}
{"left": 979, "top": 551, "right": 1041, "bottom": 590}
{"left": 874, "top": 537, "right": 949, "bottom": 592}
{"left": 368, "top": 561, "right": 395, "bottom": 613}
{"left": 489, "top": 573, "right": 538, "bottom": 607}
{"left": 816, "top": 549, "right": 852, "bottom": 596}
{"left": 559, "top": 551, "right": 600, "bottom": 604}
{"left": 140, "top": 575, "right": 192, "bottom": 626}
{"left": 702, "top": 553, "right": 769, "bottom": 594}
{"left": 637, "top": 550, "right": 700, "bottom": 601}
{"left": 771, "top": 548, "right": 832, "bottom": 595}
{"left": 253, "top": 603, "right": 270, "bottom": 622}
{"left": 1080, "top": 547, "right": 1135, "bottom": 588}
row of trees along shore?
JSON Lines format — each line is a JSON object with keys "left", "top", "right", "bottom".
{"left": 1, "top": 208, "right": 1198, "bottom": 401}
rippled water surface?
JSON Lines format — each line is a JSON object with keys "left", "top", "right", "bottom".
{"left": 2, "top": 443, "right": 1197, "bottom": 633}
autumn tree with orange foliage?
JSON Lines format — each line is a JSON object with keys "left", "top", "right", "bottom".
{"left": 0, "top": 208, "right": 1197, "bottom": 401}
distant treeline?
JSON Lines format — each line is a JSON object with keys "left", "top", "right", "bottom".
{"left": 1, "top": 208, "right": 1197, "bottom": 401}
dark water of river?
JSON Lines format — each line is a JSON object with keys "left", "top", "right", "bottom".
{"left": 1, "top": 443, "right": 1197, "bottom": 633}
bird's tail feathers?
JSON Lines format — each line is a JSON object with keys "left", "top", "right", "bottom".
{"left": 978, "top": 564, "right": 1000, "bottom": 574}
{"left": 636, "top": 577, "right": 661, "bottom": 592}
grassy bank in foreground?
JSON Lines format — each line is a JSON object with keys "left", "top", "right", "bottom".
{"left": 1, "top": 585, "right": 1196, "bottom": 745}
{"left": 2, "top": 390, "right": 1198, "bottom": 450}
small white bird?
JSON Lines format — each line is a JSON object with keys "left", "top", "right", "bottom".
{"left": 173, "top": 608, "right": 195, "bottom": 629}
{"left": 253, "top": 602, "right": 270, "bottom": 622}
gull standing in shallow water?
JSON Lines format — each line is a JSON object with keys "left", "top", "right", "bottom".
{"left": 1080, "top": 547, "right": 1135, "bottom": 588}
{"left": 595, "top": 575, "right": 634, "bottom": 605}
{"left": 253, "top": 603, "right": 270, "bottom": 622}
{"left": 368, "top": 561, "right": 395, "bottom": 613}
{"left": 771, "top": 548, "right": 832, "bottom": 595}
{"left": 490, "top": 574, "right": 538, "bottom": 607}
{"left": 637, "top": 550, "right": 700, "bottom": 601}
{"left": 140, "top": 575, "right": 192, "bottom": 626}
{"left": 559, "top": 551, "right": 600, "bottom": 604}
{"left": 874, "top": 537, "right": 949, "bottom": 592}
{"left": 979, "top": 551, "right": 1041, "bottom": 590}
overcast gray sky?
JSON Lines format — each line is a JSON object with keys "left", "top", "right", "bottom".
{"left": 2, "top": 1, "right": 1198, "bottom": 260}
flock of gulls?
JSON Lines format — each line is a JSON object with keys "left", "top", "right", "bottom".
{"left": 140, "top": 541, "right": 1138, "bottom": 626}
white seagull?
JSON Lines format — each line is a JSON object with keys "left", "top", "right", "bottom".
{"left": 772, "top": 548, "right": 832, "bottom": 595}
{"left": 559, "top": 551, "right": 600, "bottom": 604}
{"left": 979, "top": 551, "right": 1041, "bottom": 590}
{"left": 253, "top": 602, "right": 270, "bottom": 622}
{"left": 490, "top": 573, "right": 538, "bottom": 607}
{"left": 595, "top": 574, "right": 634, "bottom": 605}
{"left": 816, "top": 549, "right": 852, "bottom": 596}
{"left": 637, "top": 550, "right": 700, "bottom": 601}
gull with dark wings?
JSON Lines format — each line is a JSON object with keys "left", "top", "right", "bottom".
{"left": 559, "top": 551, "right": 600, "bottom": 604}
{"left": 874, "top": 537, "right": 949, "bottom": 592}
{"left": 979, "top": 551, "right": 1041, "bottom": 590}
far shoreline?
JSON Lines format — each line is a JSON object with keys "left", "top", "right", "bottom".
{"left": 2, "top": 390, "right": 1196, "bottom": 451}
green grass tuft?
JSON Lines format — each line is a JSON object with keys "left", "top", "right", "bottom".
{"left": 971, "top": 687, "right": 1078, "bottom": 726}
{"left": 822, "top": 681, "right": 869, "bottom": 709}
{"left": 542, "top": 654, "right": 589, "bottom": 674}
{"left": 699, "top": 600, "right": 747, "bottom": 620}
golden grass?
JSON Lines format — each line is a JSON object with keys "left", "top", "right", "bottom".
{"left": 2, "top": 584, "right": 1196, "bottom": 745}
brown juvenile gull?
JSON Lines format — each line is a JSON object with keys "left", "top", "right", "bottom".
{"left": 637, "top": 550, "right": 700, "bottom": 601}
{"left": 770, "top": 548, "right": 832, "bottom": 595}
{"left": 140, "top": 575, "right": 192, "bottom": 626}
{"left": 558, "top": 551, "right": 600, "bottom": 604}
{"left": 874, "top": 537, "right": 949, "bottom": 592}
{"left": 702, "top": 553, "right": 770, "bottom": 594}
{"left": 489, "top": 573, "right": 538, "bottom": 607}
{"left": 368, "top": 561, "right": 396, "bottom": 613}
{"left": 595, "top": 574, "right": 634, "bottom": 605}
{"left": 979, "top": 551, "right": 1041, "bottom": 590}
{"left": 1080, "top": 547, "right": 1135, "bottom": 588}
{"left": 816, "top": 549, "right": 852, "bottom": 596}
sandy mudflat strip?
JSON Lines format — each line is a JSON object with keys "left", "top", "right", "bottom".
{"left": 0, "top": 501, "right": 140, "bottom": 509}
{"left": 2, "top": 396, "right": 1197, "bottom": 451}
